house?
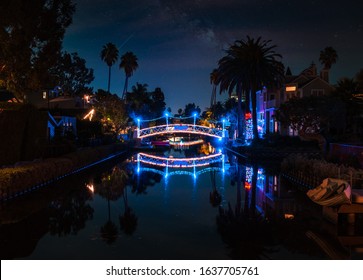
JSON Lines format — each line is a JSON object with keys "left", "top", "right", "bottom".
{"left": 47, "top": 112, "right": 77, "bottom": 139}
{"left": 257, "top": 86, "right": 282, "bottom": 136}
{"left": 283, "top": 62, "right": 334, "bottom": 101}
{"left": 258, "top": 62, "right": 335, "bottom": 136}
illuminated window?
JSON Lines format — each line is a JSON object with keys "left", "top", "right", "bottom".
{"left": 285, "top": 86, "right": 296, "bottom": 92}
{"left": 43, "top": 91, "right": 47, "bottom": 99}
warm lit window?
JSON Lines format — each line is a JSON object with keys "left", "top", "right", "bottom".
{"left": 286, "top": 86, "right": 296, "bottom": 92}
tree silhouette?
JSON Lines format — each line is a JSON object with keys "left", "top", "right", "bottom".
{"left": 53, "top": 51, "right": 94, "bottom": 96}
{"left": 210, "top": 69, "right": 219, "bottom": 107}
{"left": 48, "top": 187, "right": 94, "bottom": 237}
{"left": 100, "top": 42, "right": 119, "bottom": 93}
{"left": 0, "top": 0, "right": 75, "bottom": 101}
{"left": 319, "top": 47, "right": 338, "bottom": 70}
{"left": 97, "top": 165, "right": 128, "bottom": 244}
{"left": 217, "top": 36, "right": 284, "bottom": 140}
{"left": 120, "top": 51, "right": 138, "bottom": 99}
{"left": 216, "top": 164, "right": 275, "bottom": 259}
{"left": 119, "top": 186, "right": 138, "bottom": 235}
{"left": 209, "top": 170, "right": 222, "bottom": 207}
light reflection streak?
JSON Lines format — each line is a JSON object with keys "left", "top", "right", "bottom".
{"left": 245, "top": 166, "right": 253, "bottom": 190}
{"left": 137, "top": 152, "right": 223, "bottom": 168}
{"left": 169, "top": 139, "right": 204, "bottom": 147}
{"left": 138, "top": 167, "right": 226, "bottom": 178}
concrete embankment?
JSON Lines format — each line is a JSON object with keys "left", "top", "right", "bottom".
{"left": 0, "top": 143, "right": 129, "bottom": 202}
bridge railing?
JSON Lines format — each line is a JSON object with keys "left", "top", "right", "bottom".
{"left": 137, "top": 152, "right": 223, "bottom": 168}
{"left": 138, "top": 123, "right": 225, "bottom": 139}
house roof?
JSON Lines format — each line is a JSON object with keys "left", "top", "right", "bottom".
{"left": 299, "top": 76, "right": 335, "bottom": 89}
{"left": 285, "top": 62, "right": 334, "bottom": 90}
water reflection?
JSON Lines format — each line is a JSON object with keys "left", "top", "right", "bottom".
{"left": 48, "top": 186, "right": 94, "bottom": 237}
{"left": 96, "top": 166, "right": 124, "bottom": 244}
{"left": 209, "top": 170, "right": 222, "bottom": 208}
{"left": 0, "top": 145, "right": 362, "bottom": 259}
{"left": 95, "top": 164, "right": 139, "bottom": 242}
{"left": 0, "top": 173, "right": 97, "bottom": 259}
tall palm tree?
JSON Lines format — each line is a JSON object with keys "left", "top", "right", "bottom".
{"left": 100, "top": 42, "right": 119, "bottom": 93}
{"left": 319, "top": 47, "right": 338, "bottom": 84}
{"left": 319, "top": 46, "right": 338, "bottom": 70}
{"left": 216, "top": 51, "right": 247, "bottom": 139}
{"left": 120, "top": 51, "right": 138, "bottom": 99}
{"left": 235, "top": 36, "right": 284, "bottom": 140}
{"left": 210, "top": 69, "right": 219, "bottom": 108}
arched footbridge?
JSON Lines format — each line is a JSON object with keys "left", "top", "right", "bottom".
{"left": 136, "top": 114, "right": 228, "bottom": 139}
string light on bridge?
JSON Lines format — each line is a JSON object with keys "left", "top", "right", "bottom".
{"left": 164, "top": 112, "right": 169, "bottom": 129}
{"left": 137, "top": 152, "right": 223, "bottom": 168}
{"left": 137, "top": 118, "right": 141, "bottom": 138}
{"left": 135, "top": 113, "right": 227, "bottom": 140}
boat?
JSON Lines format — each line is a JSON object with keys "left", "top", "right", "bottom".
{"left": 306, "top": 178, "right": 351, "bottom": 206}
{"left": 151, "top": 140, "right": 170, "bottom": 147}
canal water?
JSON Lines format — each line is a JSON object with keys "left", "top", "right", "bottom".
{"left": 0, "top": 143, "right": 361, "bottom": 260}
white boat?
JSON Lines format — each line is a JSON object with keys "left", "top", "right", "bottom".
{"left": 306, "top": 178, "right": 351, "bottom": 206}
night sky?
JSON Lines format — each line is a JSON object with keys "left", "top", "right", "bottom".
{"left": 63, "top": 0, "right": 363, "bottom": 112}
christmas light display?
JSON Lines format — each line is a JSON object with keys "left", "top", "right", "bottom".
{"left": 137, "top": 152, "right": 223, "bottom": 168}
{"left": 245, "top": 113, "right": 253, "bottom": 141}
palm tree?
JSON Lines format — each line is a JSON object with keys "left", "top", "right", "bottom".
{"left": 120, "top": 51, "right": 138, "bottom": 99}
{"left": 126, "top": 82, "right": 149, "bottom": 115}
{"left": 210, "top": 69, "right": 219, "bottom": 108}
{"left": 319, "top": 47, "right": 338, "bottom": 70}
{"left": 216, "top": 51, "right": 247, "bottom": 139}
{"left": 319, "top": 47, "right": 338, "bottom": 84}
{"left": 217, "top": 36, "right": 284, "bottom": 140}
{"left": 235, "top": 36, "right": 284, "bottom": 140}
{"left": 100, "top": 43, "right": 119, "bottom": 93}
